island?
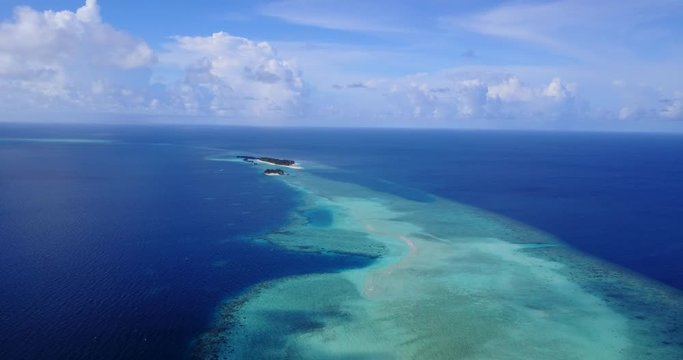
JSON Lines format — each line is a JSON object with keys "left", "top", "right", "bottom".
{"left": 258, "top": 157, "right": 295, "bottom": 166}
{"left": 264, "top": 169, "right": 286, "bottom": 176}
{"left": 236, "top": 155, "right": 301, "bottom": 169}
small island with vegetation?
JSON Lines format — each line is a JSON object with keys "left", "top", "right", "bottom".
{"left": 236, "top": 155, "right": 301, "bottom": 169}
{"left": 258, "top": 157, "right": 295, "bottom": 166}
{"left": 264, "top": 169, "right": 286, "bottom": 176}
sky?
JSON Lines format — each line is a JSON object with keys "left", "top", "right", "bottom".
{"left": 0, "top": 0, "right": 682, "bottom": 131}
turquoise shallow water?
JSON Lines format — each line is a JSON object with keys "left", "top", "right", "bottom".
{"left": 203, "top": 153, "right": 683, "bottom": 359}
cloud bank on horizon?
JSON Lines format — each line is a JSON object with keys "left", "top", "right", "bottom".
{"left": 0, "top": 0, "right": 681, "bottom": 130}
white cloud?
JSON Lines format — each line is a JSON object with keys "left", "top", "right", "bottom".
{"left": 453, "top": 80, "right": 484, "bottom": 117}
{"left": 396, "top": 82, "right": 441, "bottom": 119}
{"left": 543, "top": 78, "right": 575, "bottom": 100}
{"left": 337, "top": 71, "right": 581, "bottom": 125}
{"left": 160, "top": 32, "right": 305, "bottom": 121}
{"left": 0, "top": 0, "right": 679, "bottom": 130}
{"left": 0, "top": 2, "right": 304, "bottom": 123}
{"left": 487, "top": 77, "right": 533, "bottom": 102}
{"left": 660, "top": 93, "right": 683, "bottom": 120}
{"left": 0, "top": 0, "right": 155, "bottom": 112}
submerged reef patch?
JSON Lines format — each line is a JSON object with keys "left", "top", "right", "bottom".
{"left": 201, "top": 155, "right": 683, "bottom": 359}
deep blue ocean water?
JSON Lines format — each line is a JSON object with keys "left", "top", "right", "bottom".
{"left": 0, "top": 127, "right": 371, "bottom": 360}
{"left": 1, "top": 124, "right": 682, "bottom": 359}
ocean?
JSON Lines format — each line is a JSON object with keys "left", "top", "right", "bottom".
{"left": 0, "top": 124, "right": 681, "bottom": 359}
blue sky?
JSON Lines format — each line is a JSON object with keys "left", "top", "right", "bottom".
{"left": 0, "top": 0, "right": 682, "bottom": 130}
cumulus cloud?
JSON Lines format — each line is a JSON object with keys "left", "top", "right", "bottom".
{"left": 395, "top": 82, "right": 441, "bottom": 119}
{"left": 0, "top": 1, "right": 679, "bottom": 129}
{"left": 160, "top": 32, "right": 304, "bottom": 121}
{"left": 487, "top": 77, "right": 533, "bottom": 102}
{"left": 543, "top": 78, "right": 575, "bottom": 100}
{"left": 454, "top": 79, "right": 488, "bottom": 118}
{"left": 0, "top": 2, "right": 303, "bottom": 123}
{"left": 382, "top": 73, "right": 579, "bottom": 124}
{"left": 0, "top": 0, "right": 155, "bottom": 112}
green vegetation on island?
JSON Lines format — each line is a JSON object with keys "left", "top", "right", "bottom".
{"left": 264, "top": 169, "right": 286, "bottom": 176}
{"left": 236, "top": 155, "right": 295, "bottom": 166}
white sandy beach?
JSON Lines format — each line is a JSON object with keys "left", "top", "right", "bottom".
{"left": 255, "top": 159, "right": 303, "bottom": 169}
